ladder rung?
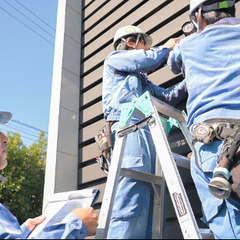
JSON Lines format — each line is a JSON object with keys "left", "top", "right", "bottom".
{"left": 199, "top": 228, "right": 214, "bottom": 239}
{"left": 120, "top": 168, "right": 163, "bottom": 185}
{"left": 119, "top": 153, "right": 190, "bottom": 184}
{"left": 173, "top": 153, "right": 190, "bottom": 169}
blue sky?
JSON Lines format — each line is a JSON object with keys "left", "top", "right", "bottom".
{"left": 0, "top": 0, "right": 58, "bottom": 146}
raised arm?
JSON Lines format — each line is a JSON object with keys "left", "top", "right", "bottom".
{"left": 150, "top": 79, "right": 187, "bottom": 107}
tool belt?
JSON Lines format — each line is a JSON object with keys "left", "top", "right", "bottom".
{"left": 191, "top": 118, "right": 240, "bottom": 144}
{"left": 191, "top": 118, "right": 240, "bottom": 201}
{"left": 95, "top": 121, "right": 116, "bottom": 175}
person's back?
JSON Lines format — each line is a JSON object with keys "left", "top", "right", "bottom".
{"left": 169, "top": 16, "right": 240, "bottom": 128}
{"left": 168, "top": 1, "right": 240, "bottom": 239}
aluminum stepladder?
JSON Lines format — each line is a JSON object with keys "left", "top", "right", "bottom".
{"left": 95, "top": 91, "right": 213, "bottom": 239}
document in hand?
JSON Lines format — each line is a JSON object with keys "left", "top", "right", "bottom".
{"left": 28, "top": 188, "right": 100, "bottom": 239}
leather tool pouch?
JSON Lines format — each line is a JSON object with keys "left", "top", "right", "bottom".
{"left": 95, "top": 121, "right": 113, "bottom": 175}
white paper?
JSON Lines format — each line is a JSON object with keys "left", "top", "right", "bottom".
{"left": 28, "top": 188, "right": 99, "bottom": 239}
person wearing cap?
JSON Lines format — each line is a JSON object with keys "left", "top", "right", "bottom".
{"left": 102, "top": 25, "right": 187, "bottom": 239}
{"left": 0, "top": 112, "right": 98, "bottom": 239}
{"left": 167, "top": 0, "right": 240, "bottom": 238}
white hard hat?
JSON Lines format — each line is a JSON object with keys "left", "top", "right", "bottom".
{"left": 189, "top": 0, "right": 206, "bottom": 17}
{"left": 113, "top": 25, "right": 152, "bottom": 49}
{"left": 189, "top": 0, "right": 235, "bottom": 29}
{"left": 190, "top": 0, "right": 235, "bottom": 18}
{"left": 0, "top": 112, "right": 12, "bottom": 125}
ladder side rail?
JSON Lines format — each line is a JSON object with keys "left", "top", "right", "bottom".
{"left": 95, "top": 135, "right": 127, "bottom": 239}
{"left": 177, "top": 119, "right": 194, "bottom": 152}
{"left": 151, "top": 96, "right": 186, "bottom": 123}
{"left": 150, "top": 96, "right": 194, "bottom": 155}
{"left": 152, "top": 179, "right": 165, "bottom": 239}
{"left": 150, "top": 95, "right": 213, "bottom": 239}
{"left": 149, "top": 102, "right": 202, "bottom": 239}
{"left": 152, "top": 160, "right": 165, "bottom": 239}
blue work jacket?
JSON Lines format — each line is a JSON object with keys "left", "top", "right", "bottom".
{"left": 102, "top": 46, "right": 187, "bottom": 122}
{"left": 168, "top": 18, "right": 240, "bottom": 238}
{"left": 168, "top": 17, "right": 240, "bottom": 129}
{"left": 0, "top": 203, "right": 88, "bottom": 239}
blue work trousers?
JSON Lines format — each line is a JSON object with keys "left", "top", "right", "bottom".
{"left": 191, "top": 140, "right": 240, "bottom": 239}
{"left": 107, "top": 121, "right": 156, "bottom": 239}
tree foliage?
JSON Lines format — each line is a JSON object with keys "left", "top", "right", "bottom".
{"left": 0, "top": 131, "right": 47, "bottom": 224}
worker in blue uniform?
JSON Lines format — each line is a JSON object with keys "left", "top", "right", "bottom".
{"left": 167, "top": 0, "right": 240, "bottom": 238}
{"left": 0, "top": 111, "right": 98, "bottom": 239}
{"left": 102, "top": 25, "right": 187, "bottom": 239}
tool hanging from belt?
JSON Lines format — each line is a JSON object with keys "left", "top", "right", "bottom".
{"left": 191, "top": 118, "right": 240, "bottom": 200}
{"left": 95, "top": 121, "right": 114, "bottom": 175}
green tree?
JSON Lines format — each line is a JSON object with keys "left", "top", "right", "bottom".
{"left": 0, "top": 131, "right": 47, "bottom": 224}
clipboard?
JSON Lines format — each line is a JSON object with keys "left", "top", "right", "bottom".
{"left": 28, "top": 188, "right": 100, "bottom": 239}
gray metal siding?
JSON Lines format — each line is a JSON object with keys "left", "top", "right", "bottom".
{"left": 78, "top": 0, "right": 240, "bottom": 238}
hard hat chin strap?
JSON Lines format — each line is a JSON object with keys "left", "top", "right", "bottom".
{"left": 191, "top": 5, "right": 203, "bottom": 32}
{"left": 133, "top": 33, "right": 141, "bottom": 49}
{"left": 190, "top": 5, "right": 202, "bottom": 31}
{"left": 197, "top": 7, "right": 203, "bottom": 31}
{"left": 116, "top": 38, "right": 126, "bottom": 50}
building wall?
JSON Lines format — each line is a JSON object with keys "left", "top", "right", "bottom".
{"left": 44, "top": 0, "right": 240, "bottom": 238}
{"left": 43, "top": 0, "right": 83, "bottom": 209}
